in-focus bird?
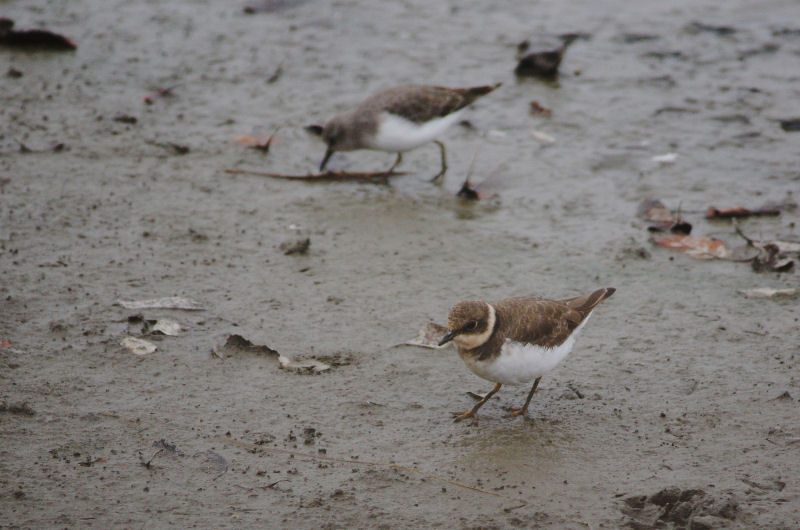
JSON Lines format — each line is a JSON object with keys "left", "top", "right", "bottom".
{"left": 438, "top": 287, "right": 615, "bottom": 422}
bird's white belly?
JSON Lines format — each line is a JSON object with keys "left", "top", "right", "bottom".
{"left": 461, "top": 316, "right": 591, "bottom": 385}
{"left": 368, "top": 110, "right": 464, "bottom": 152}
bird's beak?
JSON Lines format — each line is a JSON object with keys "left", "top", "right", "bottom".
{"left": 438, "top": 330, "right": 458, "bottom": 346}
{"left": 319, "top": 146, "right": 334, "bottom": 171}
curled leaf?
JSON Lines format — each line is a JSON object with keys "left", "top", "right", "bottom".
{"left": 752, "top": 244, "right": 795, "bottom": 273}
{"left": 233, "top": 130, "right": 278, "bottom": 153}
{"left": 653, "top": 234, "right": 730, "bottom": 259}
{"left": 705, "top": 205, "right": 780, "bottom": 219}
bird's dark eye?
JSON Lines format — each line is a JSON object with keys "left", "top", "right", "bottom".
{"left": 466, "top": 321, "right": 478, "bottom": 330}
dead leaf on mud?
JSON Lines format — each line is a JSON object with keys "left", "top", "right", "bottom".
{"left": 705, "top": 205, "right": 781, "bottom": 219}
{"left": 233, "top": 130, "right": 278, "bottom": 153}
{"left": 212, "top": 334, "right": 333, "bottom": 373}
{"left": 757, "top": 240, "right": 800, "bottom": 256}
{"left": 734, "top": 227, "right": 800, "bottom": 255}
{"left": 739, "top": 287, "right": 799, "bottom": 299}
{"left": 751, "top": 244, "right": 795, "bottom": 273}
{"left": 779, "top": 118, "right": 800, "bottom": 132}
{"left": 212, "top": 334, "right": 279, "bottom": 359}
{"left": 652, "top": 234, "right": 731, "bottom": 259}
{"left": 399, "top": 322, "right": 451, "bottom": 349}
{"left": 278, "top": 355, "right": 331, "bottom": 374}
{"left": 0, "top": 18, "right": 77, "bottom": 50}
{"left": 529, "top": 101, "right": 552, "bottom": 117}
{"left": 121, "top": 337, "right": 157, "bottom": 356}
{"left": 117, "top": 297, "right": 205, "bottom": 311}
{"left": 734, "top": 228, "right": 799, "bottom": 272}
{"left": 514, "top": 34, "right": 578, "bottom": 78}
{"left": 279, "top": 237, "right": 310, "bottom": 255}
{"left": 637, "top": 198, "right": 692, "bottom": 233}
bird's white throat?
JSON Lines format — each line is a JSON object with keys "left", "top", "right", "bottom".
{"left": 453, "top": 303, "right": 496, "bottom": 350}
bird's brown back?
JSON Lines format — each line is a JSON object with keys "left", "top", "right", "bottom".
{"left": 464, "top": 287, "right": 615, "bottom": 361}
{"left": 358, "top": 84, "right": 501, "bottom": 124}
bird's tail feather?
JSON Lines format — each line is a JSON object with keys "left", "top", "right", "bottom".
{"left": 560, "top": 287, "right": 615, "bottom": 316}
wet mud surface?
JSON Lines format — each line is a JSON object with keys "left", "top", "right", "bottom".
{"left": 2, "top": 0, "right": 799, "bottom": 527}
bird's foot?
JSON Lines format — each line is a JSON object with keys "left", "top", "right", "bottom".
{"left": 452, "top": 410, "right": 478, "bottom": 423}
{"left": 508, "top": 407, "right": 531, "bottom": 419}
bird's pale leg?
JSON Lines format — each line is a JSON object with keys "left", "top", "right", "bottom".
{"left": 430, "top": 141, "right": 447, "bottom": 182}
{"left": 453, "top": 382, "right": 502, "bottom": 422}
{"left": 387, "top": 153, "right": 403, "bottom": 174}
{"left": 510, "top": 376, "right": 542, "bottom": 418}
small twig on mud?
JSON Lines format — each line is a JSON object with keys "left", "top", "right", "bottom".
{"left": 139, "top": 448, "right": 163, "bottom": 469}
{"left": 733, "top": 224, "right": 757, "bottom": 247}
{"left": 232, "top": 479, "right": 286, "bottom": 494}
{"left": 223, "top": 168, "right": 405, "bottom": 182}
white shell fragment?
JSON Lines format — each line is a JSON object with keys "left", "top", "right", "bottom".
{"left": 531, "top": 130, "right": 556, "bottom": 144}
{"left": 117, "top": 297, "right": 205, "bottom": 311}
{"left": 652, "top": 153, "right": 678, "bottom": 164}
{"left": 278, "top": 355, "right": 330, "bottom": 374}
{"left": 151, "top": 319, "right": 183, "bottom": 336}
{"left": 739, "top": 288, "right": 799, "bottom": 299}
{"left": 121, "top": 337, "right": 157, "bottom": 356}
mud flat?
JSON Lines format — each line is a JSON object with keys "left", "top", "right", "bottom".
{"left": 1, "top": 0, "right": 798, "bottom": 527}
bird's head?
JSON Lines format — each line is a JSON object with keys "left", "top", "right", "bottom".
{"left": 306, "top": 114, "right": 355, "bottom": 171}
{"left": 439, "top": 301, "right": 496, "bottom": 349}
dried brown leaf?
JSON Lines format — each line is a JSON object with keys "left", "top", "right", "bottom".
{"left": 705, "top": 205, "right": 780, "bottom": 219}
{"left": 652, "top": 234, "right": 731, "bottom": 259}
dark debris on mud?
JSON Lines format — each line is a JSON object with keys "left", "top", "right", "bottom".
{"left": 621, "top": 486, "right": 740, "bottom": 529}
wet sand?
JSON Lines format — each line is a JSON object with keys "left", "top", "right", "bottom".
{"left": 1, "top": 0, "right": 799, "bottom": 527}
